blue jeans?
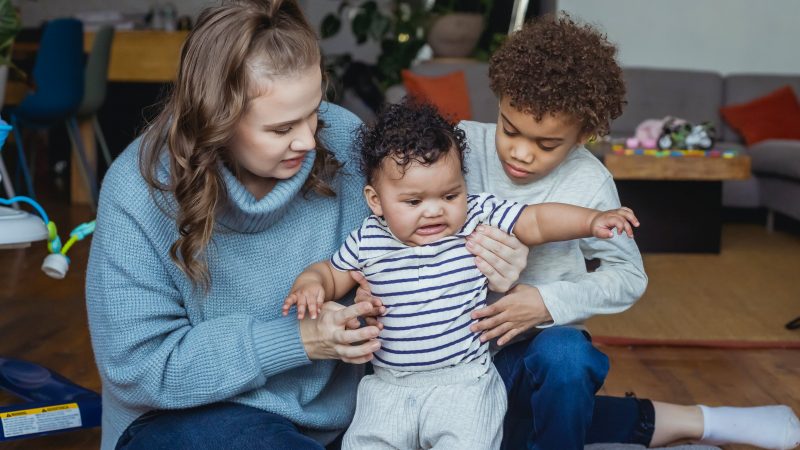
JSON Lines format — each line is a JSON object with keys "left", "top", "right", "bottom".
{"left": 118, "top": 329, "right": 654, "bottom": 450}
{"left": 116, "top": 402, "right": 343, "bottom": 450}
{"left": 493, "top": 326, "right": 654, "bottom": 450}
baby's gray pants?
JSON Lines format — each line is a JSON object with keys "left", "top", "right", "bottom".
{"left": 342, "top": 355, "right": 507, "bottom": 450}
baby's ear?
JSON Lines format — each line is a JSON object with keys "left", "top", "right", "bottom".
{"left": 363, "top": 185, "right": 383, "bottom": 217}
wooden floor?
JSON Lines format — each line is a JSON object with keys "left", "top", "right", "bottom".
{"left": 1, "top": 206, "right": 798, "bottom": 449}
{"left": 587, "top": 224, "right": 800, "bottom": 343}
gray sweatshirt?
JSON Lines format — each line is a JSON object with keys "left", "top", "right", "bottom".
{"left": 459, "top": 120, "right": 648, "bottom": 327}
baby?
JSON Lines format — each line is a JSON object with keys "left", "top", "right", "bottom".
{"left": 282, "top": 100, "right": 639, "bottom": 450}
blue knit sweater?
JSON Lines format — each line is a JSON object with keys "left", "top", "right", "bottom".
{"left": 86, "top": 103, "right": 368, "bottom": 450}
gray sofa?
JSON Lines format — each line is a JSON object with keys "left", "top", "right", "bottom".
{"left": 619, "top": 68, "right": 800, "bottom": 227}
{"left": 378, "top": 61, "right": 800, "bottom": 226}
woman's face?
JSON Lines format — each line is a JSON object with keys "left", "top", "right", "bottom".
{"left": 229, "top": 65, "right": 323, "bottom": 195}
{"left": 494, "top": 96, "right": 588, "bottom": 184}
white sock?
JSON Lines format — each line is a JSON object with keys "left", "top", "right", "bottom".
{"left": 699, "top": 404, "right": 800, "bottom": 449}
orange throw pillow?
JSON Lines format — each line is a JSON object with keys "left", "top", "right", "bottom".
{"left": 720, "top": 85, "right": 800, "bottom": 145}
{"left": 401, "top": 69, "right": 472, "bottom": 122}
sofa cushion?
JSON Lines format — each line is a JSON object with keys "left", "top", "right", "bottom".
{"left": 722, "top": 75, "right": 800, "bottom": 142}
{"left": 402, "top": 69, "right": 472, "bottom": 122}
{"left": 749, "top": 139, "right": 800, "bottom": 180}
{"left": 402, "top": 60, "right": 498, "bottom": 123}
{"left": 612, "top": 68, "right": 723, "bottom": 138}
{"left": 720, "top": 86, "right": 800, "bottom": 145}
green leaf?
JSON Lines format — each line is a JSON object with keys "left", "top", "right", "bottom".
{"left": 361, "top": 1, "right": 378, "bottom": 14}
{"left": 0, "top": 0, "right": 21, "bottom": 63}
{"left": 351, "top": 9, "right": 371, "bottom": 44}
{"left": 367, "top": 14, "right": 390, "bottom": 41}
{"left": 320, "top": 13, "right": 341, "bottom": 39}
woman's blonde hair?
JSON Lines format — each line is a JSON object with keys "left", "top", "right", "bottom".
{"left": 140, "top": 0, "right": 339, "bottom": 288}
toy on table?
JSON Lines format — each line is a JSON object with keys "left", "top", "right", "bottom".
{"left": 611, "top": 144, "right": 738, "bottom": 159}
{"left": 657, "top": 117, "right": 716, "bottom": 151}
{"left": 626, "top": 116, "right": 717, "bottom": 151}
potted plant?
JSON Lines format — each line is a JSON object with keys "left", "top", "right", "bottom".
{"left": 426, "top": 0, "right": 492, "bottom": 58}
{"left": 0, "top": 0, "right": 22, "bottom": 106}
{"left": 320, "top": 0, "right": 500, "bottom": 111}
{"left": 321, "top": 1, "right": 429, "bottom": 95}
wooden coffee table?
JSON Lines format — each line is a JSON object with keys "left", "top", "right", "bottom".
{"left": 597, "top": 145, "right": 751, "bottom": 253}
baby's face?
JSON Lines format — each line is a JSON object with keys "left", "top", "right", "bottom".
{"left": 366, "top": 150, "right": 468, "bottom": 246}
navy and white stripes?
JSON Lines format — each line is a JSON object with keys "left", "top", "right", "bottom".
{"left": 331, "top": 193, "right": 525, "bottom": 371}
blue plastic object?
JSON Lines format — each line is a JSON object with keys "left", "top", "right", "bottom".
{"left": 0, "top": 120, "right": 10, "bottom": 144}
{"left": 1, "top": 111, "right": 102, "bottom": 439}
{"left": 0, "top": 357, "right": 100, "bottom": 441}
{"left": 0, "top": 118, "right": 15, "bottom": 198}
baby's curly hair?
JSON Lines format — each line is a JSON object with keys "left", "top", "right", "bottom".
{"left": 357, "top": 99, "right": 468, "bottom": 185}
{"left": 489, "top": 13, "right": 625, "bottom": 137}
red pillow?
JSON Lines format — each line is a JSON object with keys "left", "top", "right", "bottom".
{"left": 401, "top": 69, "right": 472, "bottom": 122}
{"left": 720, "top": 85, "right": 800, "bottom": 145}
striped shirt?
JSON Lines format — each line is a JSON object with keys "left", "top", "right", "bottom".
{"left": 331, "top": 193, "right": 525, "bottom": 371}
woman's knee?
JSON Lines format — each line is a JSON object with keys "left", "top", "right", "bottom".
{"left": 116, "top": 403, "right": 324, "bottom": 450}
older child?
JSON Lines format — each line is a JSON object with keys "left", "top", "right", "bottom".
{"left": 463, "top": 13, "right": 800, "bottom": 450}
{"left": 283, "top": 100, "right": 639, "bottom": 449}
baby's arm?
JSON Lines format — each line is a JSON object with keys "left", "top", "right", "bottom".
{"left": 513, "top": 203, "right": 639, "bottom": 246}
{"left": 282, "top": 261, "right": 359, "bottom": 319}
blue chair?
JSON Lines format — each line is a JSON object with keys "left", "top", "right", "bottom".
{"left": 11, "top": 18, "right": 98, "bottom": 206}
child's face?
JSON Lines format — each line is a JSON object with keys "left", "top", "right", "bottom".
{"left": 364, "top": 150, "right": 468, "bottom": 246}
{"left": 229, "top": 65, "right": 322, "bottom": 188}
{"left": 494, "top": 96, "right": 588, "bottom": 184}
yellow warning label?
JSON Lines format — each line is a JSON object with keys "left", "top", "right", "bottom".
{"left": 0, "top": 403, "right": 78, "bottom": 418}
{"left": 1, "top": 403, "right": 82, "bottom": 438}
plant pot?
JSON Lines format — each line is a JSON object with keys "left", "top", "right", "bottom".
{"left": 426, "top": 13, "right": 484, "bottom": 58}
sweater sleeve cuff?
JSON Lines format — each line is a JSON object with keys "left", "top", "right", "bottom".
{"left": 251, "top": 316, "right": 311, "bottom": 378}
{"left": 534, "top": 283, "right": 569, "bottom": 328}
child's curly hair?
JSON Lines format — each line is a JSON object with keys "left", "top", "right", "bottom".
{"left": 489, "top": 13, "right": 625, "bottom": 137}
{"left": 358, "top": 99, "right": 468, "bottom": 184}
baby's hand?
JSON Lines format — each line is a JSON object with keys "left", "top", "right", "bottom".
{"left": 282, "top": 282, "right": 326, "bottom": 320}
{"left": 590, "top": 207, "right": 640, "bottom": 238}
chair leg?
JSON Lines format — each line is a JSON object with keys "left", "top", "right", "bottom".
{"left": 0, "top": 153, "right": 18, "bottom": 206}
{"left": 766, "top": 209, "right": 775, "bottom": 233}
{"left": 10, "top": 115, "right": 35, "bottom": 199}
{"left": 65, "top": 118, "right": 98, "bottom": 209}
{"left": 92, "top": 115, "right": 113, "bottom": 169}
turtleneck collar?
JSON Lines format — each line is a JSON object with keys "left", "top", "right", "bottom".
{"left": 216, "top": 151, "right": 317, "bottom": 233}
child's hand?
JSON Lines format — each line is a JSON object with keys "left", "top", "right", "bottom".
{"left": 350, "top": 272, "right": 386, "bottom": 330}
{"left": 590, "top": 207, "right": 640, "bottom": 238}
{"left": 283, "top": 282, "right": 326, "bottom": 320}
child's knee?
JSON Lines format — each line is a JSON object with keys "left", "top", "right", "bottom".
{"left": 524, "top": 328, "right": 609, "bottom": 384}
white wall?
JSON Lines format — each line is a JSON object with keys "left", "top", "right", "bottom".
{"left": 558, "top": 0, "right": 800, "bottom": 75}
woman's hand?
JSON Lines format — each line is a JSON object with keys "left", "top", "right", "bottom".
{"left": 469, "top": 284, "right": 552, "bottom": 346}
{"left": 466, "top": 225, "right": 529, "bottom": 292}
{"left": 299, "top": 301, "right": 381, "bottom": 364}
